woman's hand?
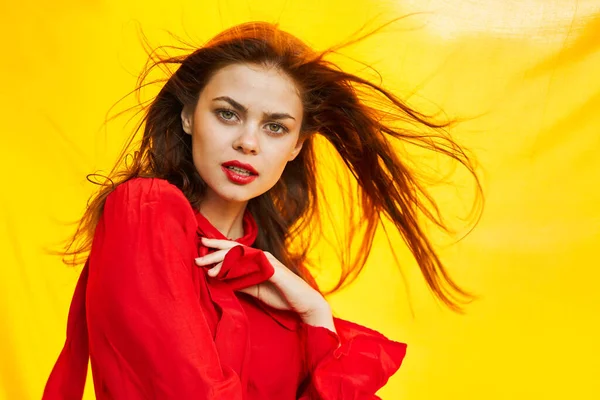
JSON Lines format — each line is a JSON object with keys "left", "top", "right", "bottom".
{"left": 195, "top": 237, "right": 336, "bottom": 332}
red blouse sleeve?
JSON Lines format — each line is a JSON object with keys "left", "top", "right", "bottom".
{"left": 85, "top": 178, "right": 243, "bottom": 399}
{"left": 298, "top": 318, "right": 407, "bottom": 400}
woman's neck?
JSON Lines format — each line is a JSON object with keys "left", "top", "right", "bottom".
{"left": 198, "top": 194, "right": 247, "bottom": 240}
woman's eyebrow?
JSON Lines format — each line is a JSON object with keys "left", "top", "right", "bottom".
{"left": 266, "top": 112, "right": 295, "bottom": 121}
{"left": 213, "top": 96, "right": 296, "bottom": 121}
{"left": 212, "top": 96, "right": 248, "bottom": 113}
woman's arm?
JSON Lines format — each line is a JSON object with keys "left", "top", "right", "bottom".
{"left": 196, "top": 238, "right": 337, "bottom": 333}
{"left": 195, "top": 236, "right": 406, "bottom": 399}
{"left": 298, "top": 318, "right": 407, "bottom": 400}
{"left": 85, "top": 178, "right": 242, "bottom": 399}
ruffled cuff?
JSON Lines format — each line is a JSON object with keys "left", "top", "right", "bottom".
{"left": 215, "top": 245, "right": 274, "bottom": 291}
{"left": 300, "top": 318, "right": 407, "bottom": 400}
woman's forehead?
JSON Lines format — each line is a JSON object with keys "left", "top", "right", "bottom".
{"left": 200, "top": 63, "right": 303, "bottom": 115}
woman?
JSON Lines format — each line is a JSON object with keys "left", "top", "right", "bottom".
{"left": 43, "top": 21, "right": 479, "bottom": 399}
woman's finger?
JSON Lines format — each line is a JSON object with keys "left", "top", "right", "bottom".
{"left": 200, "top": 237, "right": 240, "bottom": 250}
{"left": 194, "top": 248, "right": 230, "bottom": 267}
{"left": 207, "top": 262, "right": 224, "bottom": 277}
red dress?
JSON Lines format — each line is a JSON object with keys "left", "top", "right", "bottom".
{"left": 43, "top": 178, "right": 407, "bottom": 399}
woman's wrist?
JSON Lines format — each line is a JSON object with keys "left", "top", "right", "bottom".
{"left": 301, "top": 303, "right": 337, "bottom": 333}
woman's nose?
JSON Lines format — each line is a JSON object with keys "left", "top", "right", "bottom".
{"left": 232, "top": 126, "right": 260, "bottom": 155}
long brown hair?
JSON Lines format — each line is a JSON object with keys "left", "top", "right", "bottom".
{"left": 64, "top": 21, "right": 482, "bottom": 311}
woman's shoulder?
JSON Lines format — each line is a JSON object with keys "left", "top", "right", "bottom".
{"left": 106, "top": 177, "right": 195, "bottom": 219}
{"left": 111, "top": 177, "right": 185, "bottom": 197}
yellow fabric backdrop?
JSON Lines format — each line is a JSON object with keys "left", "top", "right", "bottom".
{"left": 1, "top": 0, "right": 599, "bottom": 399}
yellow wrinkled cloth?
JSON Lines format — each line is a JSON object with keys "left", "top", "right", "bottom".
{"left": 0, "top": 1, "right": 598, "bottom": 399}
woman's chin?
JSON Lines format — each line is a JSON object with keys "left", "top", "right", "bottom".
{"left": 203, "top": 176, "right": 274, "bottom": 205}
{"left": 211, "top": 187, "right": 261, "bottom": 205}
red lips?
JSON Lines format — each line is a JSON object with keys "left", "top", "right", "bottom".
{"left": 222, "top": 160, "right": 259, "bottom": 175}
{"left": 221, "top": 160, "right": 259, "bottom": 185}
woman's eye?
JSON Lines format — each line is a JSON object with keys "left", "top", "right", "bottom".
{"left": 266, "top": 123, "right": 285, "bottom": 134}
{"left": 218, "top": 110, "right": 236, "bottom": 120}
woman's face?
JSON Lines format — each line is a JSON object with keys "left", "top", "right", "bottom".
{"left": 181, "top": 63, "right": 304, "bottom": 205}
